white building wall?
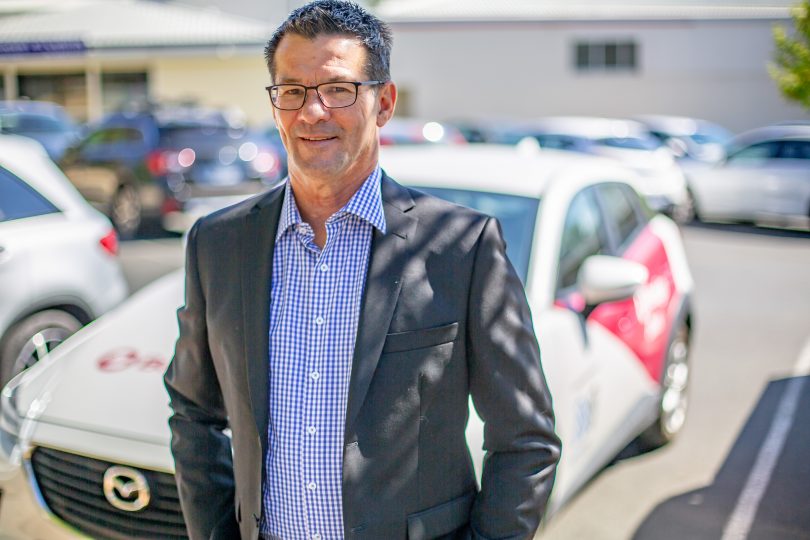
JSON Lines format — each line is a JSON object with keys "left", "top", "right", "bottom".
{"left": 388, "top": 18, "right": 808, "bottom": 132}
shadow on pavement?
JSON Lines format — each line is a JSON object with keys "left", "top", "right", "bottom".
{"left": 633, "top": 375, "right": 810, "bottom": 540}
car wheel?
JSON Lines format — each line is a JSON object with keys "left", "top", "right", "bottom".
{"left": 673, "top": 190, "right": 697, "bottom": 224}
{"left": 110, "top": 184, "right": 141, "bottom": 239}
{"left": 639, "top": 319, "right": 690, "bottom": 449}
{"left": 0, "top": 310, "right": 82, "bottom": 387}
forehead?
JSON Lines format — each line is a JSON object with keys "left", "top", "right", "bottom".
{"left": 274, "top": 33, "right": 367, "bottom": 81}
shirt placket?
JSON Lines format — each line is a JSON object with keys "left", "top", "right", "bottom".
{"left": 300, "top": 219, "right": 340, "bottom": 540}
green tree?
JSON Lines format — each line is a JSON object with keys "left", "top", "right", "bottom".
{"left": 770, "top": 1, "right": 810, "bottom": 110}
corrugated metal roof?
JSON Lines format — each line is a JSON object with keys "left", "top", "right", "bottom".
{"left": 376, "top": 0, "right": 794, "bottom": 22}
{"left": 0, "top": 0, "right": 270, "bottom": 49}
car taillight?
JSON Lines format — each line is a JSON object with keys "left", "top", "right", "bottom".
{"left": 161, "top": 196, "right": 182, "bottom": 216}
{"left": 147, "top": 148, "right": 194, "bottom": 176}
{"left": 99, "top": 229, "right": 119, "bottom": 256}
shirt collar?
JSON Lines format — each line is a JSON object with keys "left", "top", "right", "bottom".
{"left": 276, "top": 165, "right": 386, "bottom": 242}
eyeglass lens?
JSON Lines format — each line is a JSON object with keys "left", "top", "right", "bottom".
{"left": 271, "top": 83, "right": 358, "bottom": 110}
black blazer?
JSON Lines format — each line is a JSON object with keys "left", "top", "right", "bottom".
{"left": 164, "top": 174, "right": 561, "bottom": 540}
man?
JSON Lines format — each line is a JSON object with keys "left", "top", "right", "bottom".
{"left": 164, "top": 1, "right": 560, "bottom": 539}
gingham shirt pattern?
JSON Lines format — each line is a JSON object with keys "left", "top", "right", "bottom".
{"left": 261, "top": 167, "right": 385, "bottom": 540}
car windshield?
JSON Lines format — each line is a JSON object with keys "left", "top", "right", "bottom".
{"left": 414, "top": 187, "right": 539, "bottom": 284}
{"left": 0, "top": 113, "right": 69, "bottom": 133}
{"left": 596, "top": 136, "right": 662, "bottom": 151}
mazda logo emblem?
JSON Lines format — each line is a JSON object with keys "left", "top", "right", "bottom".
{"left": 103, "top": 466, "right": 151, "bottom": 512}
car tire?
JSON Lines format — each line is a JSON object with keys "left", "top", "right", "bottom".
{"left": 673, "top": 190, "right": 697, "bottom": 224}
{"left": 639, "top": 319, "right": 690, "bottom": 449}
{"left": 110, "top": 183, "right": 142, "bottom": 240}
{"left": 0, "top": 310, "right": 82, "bottom": 387}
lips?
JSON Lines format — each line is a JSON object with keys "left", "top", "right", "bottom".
{"left": 300, "top": 135, "right": 337, "bottom": 141}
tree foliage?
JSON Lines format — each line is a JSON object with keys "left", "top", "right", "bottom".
{"left": 770, "top": 1, "right": 810, "bottom": 110}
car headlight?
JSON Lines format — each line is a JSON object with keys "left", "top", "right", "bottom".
{"left": 0, "top": 379, "right": 23, "bottom": 460}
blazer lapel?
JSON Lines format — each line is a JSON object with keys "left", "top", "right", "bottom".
{"left": 344, "top": 175, "right": 417, "bottom": 439}
{"left": 241, "top": 187, "right": 284, "bottom": 455}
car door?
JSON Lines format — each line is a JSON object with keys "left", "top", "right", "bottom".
{"left": 542, "top": 186, "right": 611, "bottom": 506}
{"left": 758, "top": 139, "right": 810, "bottom": 221}
{"left": 0, "top": 166, "right": 60, "bottom": 338}
{"left": 700, "top": 141, "right": 781, "bottom": 220}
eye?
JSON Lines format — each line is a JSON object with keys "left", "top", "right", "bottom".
{"left": 281, "top": 86, "right": 304, "bottom": 96}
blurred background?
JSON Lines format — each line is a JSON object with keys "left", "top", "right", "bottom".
{"left": 0, "top": 1, "right": 809, "bottom": 539}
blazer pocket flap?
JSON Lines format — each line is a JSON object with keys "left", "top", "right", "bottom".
{"left": 382, "top": 322, "right": 459, "bottom": 354}
{"left": 407, "top": 491, "right": 475, "bottom": 540}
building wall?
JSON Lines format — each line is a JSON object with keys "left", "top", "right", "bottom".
{"left": 388, "top": 18, "right": 809, "bottom": 132}
{"left": 151, "top": 53, "right": 275, "bottom": 127}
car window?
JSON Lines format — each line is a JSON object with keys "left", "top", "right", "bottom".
{"left": 81, "top": 128, "right": 144, "bottom": 149}
{"left": 535, "top": 134, "right": 580, "bottom": 151}
{"left": 596, "top": 136, "right": 661, "bottom": 151}
{"left": 0, "top": 166, "right": 60, "bottom": 222}
{"left": 777, "top": 140, "right": 810, "bottom": 160}
{"left": 558, "top": 187, "right": 608, "bottom": 291}
{"left": 0, "top": 113, "right": 67, "bottom": 133}
{"left": 598, "top": 183, "right": 644, "bottom": 248}
{"left": 726, "top": 141, "right": 780, "bottom": 163}
{"left": 414, "top": 187, "right": 539, "bottom": 284}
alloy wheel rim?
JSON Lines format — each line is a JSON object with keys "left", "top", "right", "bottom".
{"left": 12, "top": 327, "right": 72, "bottom": 375}
{"left": 660, "top": 329, "right": 689, "bottom": 437}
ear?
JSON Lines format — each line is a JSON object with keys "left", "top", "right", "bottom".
{"left": 376, "top": 81, "right": 397, "bottom": 128}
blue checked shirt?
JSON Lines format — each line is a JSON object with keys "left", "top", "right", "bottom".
{"left": 261, "top": 167, "right": 385, "bottom": 540}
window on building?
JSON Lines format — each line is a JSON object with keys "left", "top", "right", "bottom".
{"left": 575, "top": 41, "right": 638, "bottom": 72}
{"left": 102, "top": 72, "right": 149, "bottom": 113}
{"left": 18, "top": 73, "right": 87, "bottom": 120}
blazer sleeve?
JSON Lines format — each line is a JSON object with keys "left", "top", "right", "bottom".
{"left": 164, "top": 220, "right": 239, "bottom": 540}
{"left": 467, "top": 217, "right": 562, "bottom": 539}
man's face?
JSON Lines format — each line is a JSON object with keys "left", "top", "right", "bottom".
{"left": 271, "top": 33, "right": 396, "bottom": 184}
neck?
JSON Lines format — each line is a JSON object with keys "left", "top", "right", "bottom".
{"left": 289, "top": 164, "right": 376, "bottom": 248}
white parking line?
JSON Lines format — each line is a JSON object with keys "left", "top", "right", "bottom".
{"left": 720, "top": 337, "right": 810, "bottom": 540}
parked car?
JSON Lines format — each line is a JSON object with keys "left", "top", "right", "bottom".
{"left": 0, "top": 135, "right": 128, "bottom": 390}
{"left": 634, "top": 115, "right": 733, "bottom": 165}
{"left": 380, "top": 117, "right": 467, "bottom": 146}
{"left": 495, "top": 116, "right": 691, "bottom": 223}
{"left": 0, "top": 100, "right": 81, "bottom": 162}
{"left": 0, "top": 146, "right": 694, "bottom": 538}
{"left": 687, "top": 124, "right": 810, "bottom": 229}
{"left": 59, "top": 105, "right": 285, "bottom": 237}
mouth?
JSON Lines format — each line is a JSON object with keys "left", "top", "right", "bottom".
{"left": 300, "top": 135, "right": 337, "bottom": 142}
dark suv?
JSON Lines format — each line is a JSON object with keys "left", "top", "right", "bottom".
{"left": 60, "top": 105, "right": 285, "bottom": 237}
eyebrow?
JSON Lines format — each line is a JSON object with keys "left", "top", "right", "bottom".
{"left": 275, "top": 75, "right": 357, "bottom": 84}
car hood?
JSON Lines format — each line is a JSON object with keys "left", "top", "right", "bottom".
{"left": 15, "top": 270, "right": 185, "bottom": 446}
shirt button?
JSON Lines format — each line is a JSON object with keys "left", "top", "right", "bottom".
{"left": 307, "top": 426, "right": 317, "bottom": 435}
{"left": 315, "top": 316, "right": 324, "bottom": 325}
{"left": 310, "top": 371, "right": 320, "bottom": 380}
{"left": 312, "top": 534, "right": 321, "bottom": 540}
{"left": 307, "top": 482, "right": 317, "bottom": 491}
{"left": 319, "top": 263, "right": 328, "bottom": 272}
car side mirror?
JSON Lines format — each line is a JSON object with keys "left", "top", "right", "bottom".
{"left": 577, "top": 255, "right": 648, "bottom": 318}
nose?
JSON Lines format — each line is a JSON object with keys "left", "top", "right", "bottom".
{"left": 299, "top": 87, "right": 330, "bottom": 123}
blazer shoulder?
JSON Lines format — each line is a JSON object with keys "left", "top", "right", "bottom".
{"left": 194, "top": 183, "right": 285, "bottom": 235}
{"left": 382, "top": 172, "right": 490, "bottom": 224}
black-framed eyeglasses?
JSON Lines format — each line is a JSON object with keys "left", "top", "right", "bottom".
{"left": 265, "top": 80, "right": 386, "bottom": 110}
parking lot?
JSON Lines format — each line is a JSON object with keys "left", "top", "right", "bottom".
{"left": 116, "top": 222, "right": 810, "bottom": 539}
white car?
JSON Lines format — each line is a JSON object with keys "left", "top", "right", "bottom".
{"left": 687, "top": 124, "right": 810, "bottom": 229}
{"left": 0, "top": 135, "right": 128, "bottom": 389}
{"left": 0, "top": 146, "right": 694, "bottom": 538}
{"left": 502, "top": 116, "right": 691, "bottom": 223}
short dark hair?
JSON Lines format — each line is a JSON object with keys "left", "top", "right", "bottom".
{"left": 264, "top": 0, "right": 392, "bottom": 83}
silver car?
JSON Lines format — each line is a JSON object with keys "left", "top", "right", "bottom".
{"left": 499, "top": 116, "right": 691, "bottom": 222}
{"left": 0, "top": 135, "right": 128, "bottom": 387}
{"left": 688, "top": 124, "right": 810, "bottom": 229}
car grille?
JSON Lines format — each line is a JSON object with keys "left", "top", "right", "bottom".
{"left": 29, "top": 446, "right": 188, "bottom": 539}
